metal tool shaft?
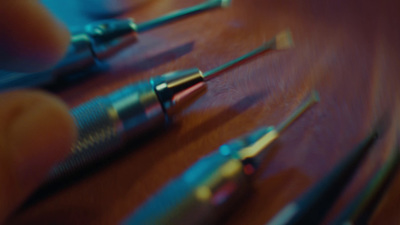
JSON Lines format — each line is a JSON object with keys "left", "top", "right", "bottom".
{"left": 267, "top": 131, "right": 379, "bottom": 225}
{"left": 202, "top": 29, "right": 293, "bottom": 81}
{"left": 332, "top": 146, "right": 400, "bottom": 225}
{"left": 137, "top": 0, "right": 230, "bottom": 32}
{"left": 123, "top": 92, "right": 318, "bottom": 224}
{"left": 203, "top": 40, "right": 275, "bottom": 81}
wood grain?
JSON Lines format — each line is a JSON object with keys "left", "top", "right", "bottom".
{"left": 8, "top": 0, "right": 400, "bottom": 224}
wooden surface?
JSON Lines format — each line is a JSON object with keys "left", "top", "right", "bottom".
{"left": 8, "top": 0, "right": 400, "bottom": 224}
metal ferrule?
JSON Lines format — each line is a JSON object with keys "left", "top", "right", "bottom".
{"left": 0, "top": 19, "right": 137, "bottom": 90}
{"left": 83, "top": 18, "right": 138, "bottom": 43}
{"left": 52, "top": 34, "right": 96, "bottom": 76}
{"left": 150, "top": 68, "right": 207, "bottom": 117}
{"left": 85, "top": 18, "right": 138, "bottom": 59}
{"left": 107, "top": 82, "right": 165, "bottom": 139}
{"left": 53, "top": 19, "right": 138, "bottom": 80}
{"left": 236, "top": 127, "right": 279, "bottom": 168}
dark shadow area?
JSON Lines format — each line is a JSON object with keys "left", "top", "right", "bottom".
{"left": 353, "top": 153, "right": 400, "bottom": 224}
{"left": 47, "top": 41, "right": 194, "bottom": 92}
{"left": 18, "top": 125, "right": 169, "bottom": 211}
{"left": 122, "top": 41, "right": 195, "bottom": 74}
{"left": 223, "top": 168, "right": 312, "bottom": 225}
{"left": 175, "top": 93, "right": 266, "bottom": 149}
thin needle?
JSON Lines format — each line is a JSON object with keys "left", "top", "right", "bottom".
{"left": 276, "top": 90, "right": 320, "bottom": 133}
{"left": 137, "top": 0, "right": 231, "bottom": 32}
{"left": 239, "top": 90, "right": 319, "bottom": 160}
{"left": 202, "top": 29, "right": 294, "bottom": 81}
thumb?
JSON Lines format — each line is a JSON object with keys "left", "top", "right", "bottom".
{"left": 0, "top": 1, "right": 70, "bottom": 72}
{"left": 0, "top": 91, "right": 76, "bottom": 223}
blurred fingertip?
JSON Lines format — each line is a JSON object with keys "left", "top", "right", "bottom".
{"left": 1, "top": 90, "right": 76, "bottom": 186}
{"left": 0, "top": 1, "right": 70, "bottom": 72}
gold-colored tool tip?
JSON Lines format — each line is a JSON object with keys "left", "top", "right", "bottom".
{"left": 220, "top": 0, "right": 232, "bottom": 8}
{"left": 238, "top": 90, "right": 319, "bottom": 161}
{"left": 275, "top": 29, "right": 295, "bottom": 50}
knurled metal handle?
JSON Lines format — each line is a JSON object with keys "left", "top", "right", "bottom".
{"left": 49, "top": 97, "right": 122, "bottom": 180}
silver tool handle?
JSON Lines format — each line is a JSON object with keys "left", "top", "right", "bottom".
{"left": 123, "top": 151, "right": 249, "bottom": 225}
{"left": 71, "top": 98, "right": 121, "bottom": 152}
{"left": 48, "top": 82, "right": 165, "bottom": 181}
{"left": 123, "top": 127, "right": 273, "bottom": 225}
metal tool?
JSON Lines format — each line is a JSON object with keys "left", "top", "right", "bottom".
{"left": 266, "top": 129, "right": 380, "bottom": 225}
{"left": 121, "top": 91, "right": 319, "bottom": 225}
{"left": 332, "top": 145, "right": 400, "bottom": 225}
{"left": 47, "top": 30, "right": 294, "bottom": 182}
{"left": 0, "top": 0, "right": 231, "bottom": 90}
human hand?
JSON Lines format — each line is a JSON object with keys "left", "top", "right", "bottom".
{"left": 0, "top": 1, "right": 76, "bottom": 223}
{"left": 81, "top": 0, "right": 150, "bottom": 16}
{"left": 0, "top": 0, "right": 153, "bottom": 221}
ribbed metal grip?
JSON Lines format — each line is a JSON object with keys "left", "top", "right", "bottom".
{"left": 48, "top": 97, "right": 122, "bottom": 180}
{"left": 71, "top": 97, "right": 122, "bottom": 152}
{"left": 48, "top": 82, "right": 165, "bottom": 182}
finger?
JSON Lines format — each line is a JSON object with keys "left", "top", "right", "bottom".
{"left": 80, "top": 0, "right": 150, "bottom": 16}
{"left": 0, "top": 91, "right": 76, "bottom": 223}
{"left": 0, "top": 1, "right": 70, "bottom": 72}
